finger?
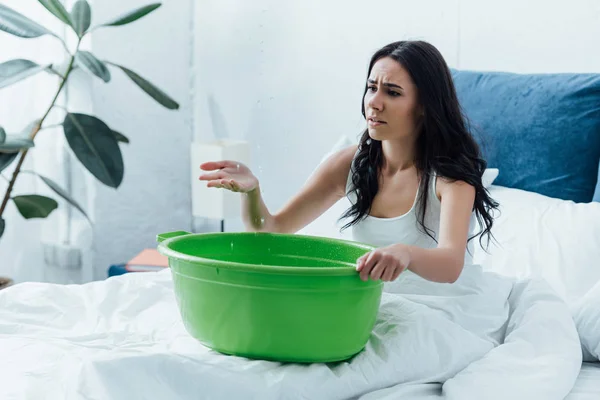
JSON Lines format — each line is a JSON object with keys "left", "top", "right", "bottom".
{"left": 357, "top": 252, "right": 371, "bottom": 277}
{"left": 370, "top": 260, "right": 386, "bottom": 281}
{"left": 199, "top": 171, "right": 227, "bottom": 181}
{"left": 219, "top": 179, "right": 234, "bottom": 191}
{"left": 224, "top": 179, "right": 241, "bottom": 192}
{"left": 363, "top": 251, "right": 379, "bottom": 270}
{"left": 391, "top": 266, "right": 404, "bottom": 281}
{"left": 356, "top": 251, "right": 372, "bottom": 268}
{"left": 206, "top": 180, "right": 225, "bottom": 188}
{"left": 356, "top": 255, "right": 366, "bottom": 271}
{"left": 200, "top": 160, "right": 236, "bottom": 171}
{"left": 360, "top": 252, "right": 379, "bottom": 281}
{"left": 381, "top": 266, "right": 395, "bottom": 282}
{"left": 229, "top": 180, "right": 241, "bottom": 192}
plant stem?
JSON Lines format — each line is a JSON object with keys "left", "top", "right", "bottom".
{"left": 0, "top": 40, "right": 82, "bottom": 219}
{"left": 40, "top": 123, "right": 63, "bottom": 131}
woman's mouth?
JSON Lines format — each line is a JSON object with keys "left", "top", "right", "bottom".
{"left": 368, "top": 117, "right": 386, "bottom": 127}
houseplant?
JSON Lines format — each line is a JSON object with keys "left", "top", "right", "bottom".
{"left": 0, "top": 0, "right": 179, "bottom": 288}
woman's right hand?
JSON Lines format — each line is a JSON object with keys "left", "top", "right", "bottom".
{"left": 199, "top": 161, "right": 259, "bottom": 193}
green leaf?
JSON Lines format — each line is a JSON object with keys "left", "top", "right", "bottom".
{"left": 0, "top": 120, "right": 38, "bottom": 155}
{"left": 34, "top": 173, "right": 91, "bottom": 223}
{"left": 0, "top": 152, "right": 17, "bottom": 173}
{"left": 63, "top": 113, "right": 124, "bottom": 188}
{"left": 0, "top": 217, "right": 4, "bottom": 238}
{"left": 71, "top": 0, "right": 91, "bottom": 37}
{"left": 12, "top": 194, "right": 58, "bottom": 219}
{"left": 0, "top": 136, "right": 34, "bottom": 153}
{"left": 45, "top": 65, "right": 64, "bottom": 78}
{"left": 0, "top": 4, "right": 56, "bottom": 38}
{"left": 0, "top": 127, "right": 5, "bottom": 143}
{"left": 0, "top": 59, "right": 50, "bottom": 90}
{"left": 75, "top": 51, "right": 110, "bottom": 82}
{"left": 108, "top": 62, "right": 179, "bottom": 110}
{"left": 21, "top": 119, "right": 41, "bottom": 138}
{"left": 112, "top": 130, "right": 129, "bottom": 144}
{"left": 98, "top": 3, "right": 161, "bottom": 27}
{"left": 37, "top": 0, "right": 73, "bottom": 28}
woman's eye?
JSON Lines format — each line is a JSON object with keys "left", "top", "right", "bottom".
{"left": 388, "top": 91, "right": 400, "bottom": 97}
{"left": 367, "top": 86, "right": 377, "bottom": 92}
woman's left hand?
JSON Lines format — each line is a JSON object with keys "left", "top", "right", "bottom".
{"left": 356, "top": 245, "right": 410, "bottom": 282}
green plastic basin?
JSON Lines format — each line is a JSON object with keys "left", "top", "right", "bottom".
{"left": 156, "top": 231, "right": 382, "bottom": 363}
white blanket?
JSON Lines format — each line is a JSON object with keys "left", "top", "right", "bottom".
{"left": 0, "top": 267, "right": 582, "bottom": 400}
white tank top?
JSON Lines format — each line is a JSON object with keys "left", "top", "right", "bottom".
{"left": 345, "top": 162, "right": 476, "bottom": 266}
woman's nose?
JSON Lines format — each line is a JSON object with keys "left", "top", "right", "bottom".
{"left": 367, "top": 91, "right": 383, "bottom": 111}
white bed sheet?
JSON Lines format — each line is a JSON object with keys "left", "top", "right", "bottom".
{"left": 0, "top": 266, "right": 584, "bottom": 400}
{"left": 566, "top": 363, "right": 600, "bottom": 400}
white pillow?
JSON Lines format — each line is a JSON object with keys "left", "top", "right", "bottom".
{"left": 571, "top": 280, "right": 600, "bottom": 362}
{"left": 299, "top": 135, "right": 499, "bottom": 240}
{"left": 473, "top": 186, "right": 600, "bottom": 305}
{"left": 482, "top": 168, "right": 499, "bottom": 188}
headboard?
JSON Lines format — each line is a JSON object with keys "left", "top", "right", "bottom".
{"left": 452, "top": 69, "right": 600, "bottom": 203}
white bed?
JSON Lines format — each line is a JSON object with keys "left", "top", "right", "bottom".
{"left": 0, "top": 180, "right": 599, "bottom": 399}
{"left": 567, "top": 363, "right": 600, "bottom": 400}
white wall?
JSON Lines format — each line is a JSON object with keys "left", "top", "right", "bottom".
{"left": 458, "top": 0, "right": 600, "bottom": 73}
{"left": 77, "top": 0, "right": 600, "bottom": 279}
{"left": 192, "top": 0, "right": 460, "bottom": 220}
{"left": 193, "top": 0, "right": 600, "bottom": 221}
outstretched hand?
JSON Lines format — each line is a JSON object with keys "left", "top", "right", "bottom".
{"left": 199, "top": 161, "right": 259, "bottom": 193}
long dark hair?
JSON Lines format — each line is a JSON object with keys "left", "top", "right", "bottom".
{"left": 340, "top": 40, "right": 498, "bottom": 248}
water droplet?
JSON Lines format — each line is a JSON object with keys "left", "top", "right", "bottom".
{"left": 236, "top": 163, "right": 240, "bottom": 170}
{"left": 260, "top": 218, "right": 265, "bottom": 226}
{"left": 230, "top": 242, "right": 234, "bottom": 252}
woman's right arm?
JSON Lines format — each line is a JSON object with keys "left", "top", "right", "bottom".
{"left": 199, "top": 144, "right": 357, "bottom": 234}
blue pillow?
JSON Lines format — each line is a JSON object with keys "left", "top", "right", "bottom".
{"left": 452, "top": 69, "right": 600, "bottom": 203}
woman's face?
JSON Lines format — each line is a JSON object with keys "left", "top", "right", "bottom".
{"left": 363, "top": 57, "right": 422, "bottom": 142}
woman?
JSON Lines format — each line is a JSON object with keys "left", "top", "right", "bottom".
{"left": 199, "top": 40, "right": 498, "bottom": 285}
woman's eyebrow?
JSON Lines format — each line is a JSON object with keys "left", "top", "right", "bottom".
{"left": 367, "top": 79, "right": 403, "bottom": 90}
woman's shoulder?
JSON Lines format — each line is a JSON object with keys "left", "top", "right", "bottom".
{"left": 309, "top": 144, "right": 358, "bottom": 194}
{"left": 324, "top": 144, "right": 358, "bottom": 172}
{"left": 435, "top": 175, "right": 476, "bottom": 203}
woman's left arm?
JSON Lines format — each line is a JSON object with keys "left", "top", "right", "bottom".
{"left": 356, "top": 179, "right": 475, "bottom": 284}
